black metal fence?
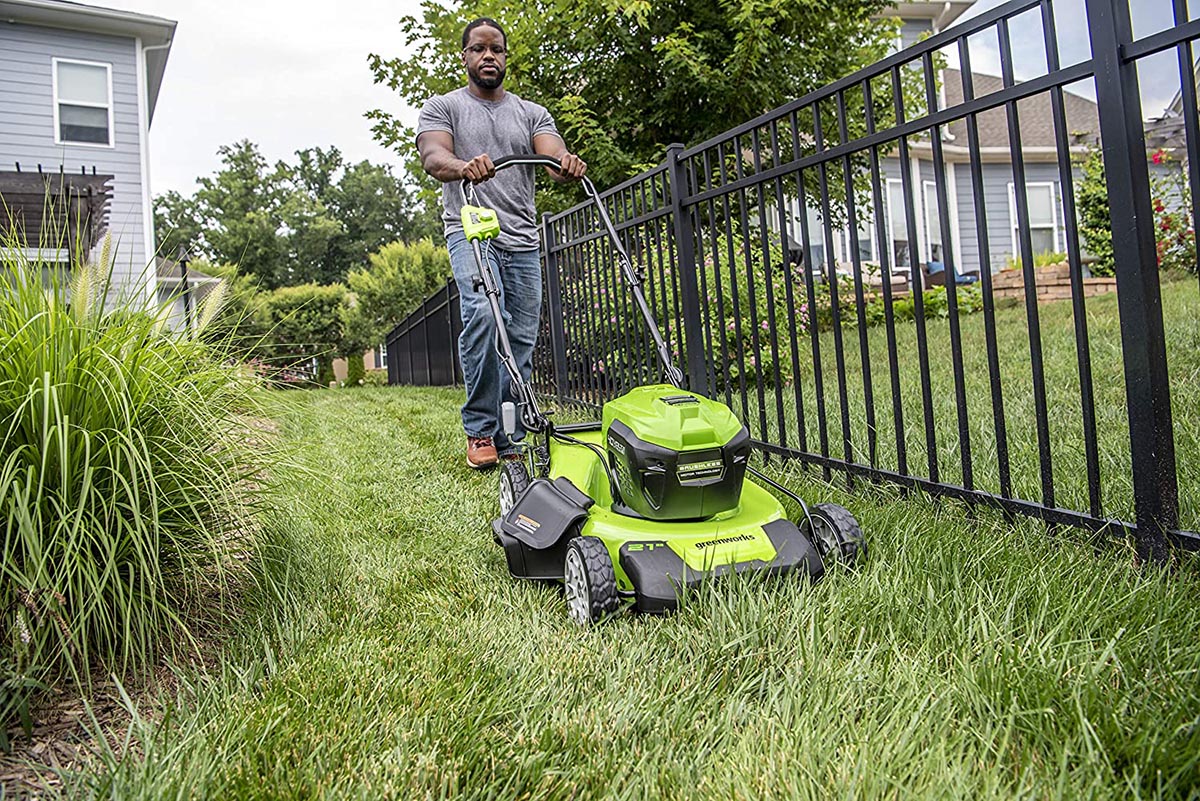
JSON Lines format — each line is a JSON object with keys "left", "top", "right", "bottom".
{"left": 392, "top": 0, "right": 1200, "bottom": 560}
{"left": 385, "top": 278, "right": 463, "bottom": 387}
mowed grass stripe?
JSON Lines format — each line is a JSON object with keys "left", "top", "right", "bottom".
{"left": 76, "top": 386, "right": 1200, "bottom": 800}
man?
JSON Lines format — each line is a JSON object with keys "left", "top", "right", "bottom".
{"left": 417, "top": 17, "right": 587, "bottom": 469}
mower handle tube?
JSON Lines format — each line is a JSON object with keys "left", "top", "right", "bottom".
{"left": 463, "top": 155, "right": 684, "bottom": 388}
{"left": 467, "top": 235, "right": 546, "bottom": 434}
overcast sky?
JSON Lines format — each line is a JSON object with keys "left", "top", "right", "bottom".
{"left": 86, "top": 0, "right": 1185, "bottom": 197}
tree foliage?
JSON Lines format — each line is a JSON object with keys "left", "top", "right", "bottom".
{"left": 154, "top": 142, "right": 438, "bottom": 289}
{"left": 367, "top": 0, "right": 901, "bottom": 199}
{"left": 345, "top": 238, "right": 452, "bottom": 348}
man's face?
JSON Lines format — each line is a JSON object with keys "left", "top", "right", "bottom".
{"left": 462, "top": 25, "right": 507, "bottom": 90}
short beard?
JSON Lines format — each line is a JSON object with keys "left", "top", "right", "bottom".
{"left": 468, "top": 64, "right": 505, "bottom": 90}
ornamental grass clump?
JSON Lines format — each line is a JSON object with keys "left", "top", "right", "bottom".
{"left": 1, "top": 238, "right": 272, "bottom": 705}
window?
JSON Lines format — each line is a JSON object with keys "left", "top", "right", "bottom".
{"left": 922, "top": 181, "right": 944, "bottom": 263}
{"left": 799, "top": 204, "right": 827, "bottom": 274}
{"left": 1008, "top": 182, "right": 1059, "bottom": 258}
{"left": 53, "top": 59, "right": 113, "bottom": 146}
{"left": 885, "top": 179, "right": 912, "bottom": 271}
{"left": 841, "top": 212, "right": 878, "bottom": 265}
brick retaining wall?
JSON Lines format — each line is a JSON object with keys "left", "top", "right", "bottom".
{"left": 989, "top": 263, "right": 1117, "bottom": 303}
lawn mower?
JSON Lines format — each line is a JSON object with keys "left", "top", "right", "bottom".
{"left": 463, "top": 155, "right": 866, "bottom": 626}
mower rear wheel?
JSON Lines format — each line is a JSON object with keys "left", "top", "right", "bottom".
{"left": 563, "top": 537, "right": 619, "bottom": 626}
{"left": 499, "top": 460, "right": 530, "bottom": 516}
{"left": 806, "top": 502, "right": 867, "bottom": 567}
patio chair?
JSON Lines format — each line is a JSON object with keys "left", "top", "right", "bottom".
{"left": 921, "top": 260, "right": 979, "bottom": 287}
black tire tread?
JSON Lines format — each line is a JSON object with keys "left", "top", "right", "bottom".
{"left": 572, "top": 536, "right": 619, "bottom": 622}
{"left": 500, "top": 460, "right": 531, "bottom": 506}
{"left": 811, "top": 502, "right": 867, "bottom": 566}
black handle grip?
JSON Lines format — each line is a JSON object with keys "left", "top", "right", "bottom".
{"left": 493, "top": 154, "right": 562, "bottom": 171}
{"left": 460, "top": 154, "right": 564, "bottom": 196}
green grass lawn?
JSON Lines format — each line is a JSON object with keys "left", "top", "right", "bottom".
{"left": 71, "top": 385, "right": 1200, "bottom": 799}
{"left": 717, "top": 278, "right": 1200, "bottom": 532}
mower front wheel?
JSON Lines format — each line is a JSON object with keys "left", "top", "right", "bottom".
{"left": 499, "top": 460, "right": 530, "bottom": 516}
{"left": 805, "top": 502, "right": 867, "bottom": 568}
{"left": 563, "top": 537, "right": 619, "bottom": 626}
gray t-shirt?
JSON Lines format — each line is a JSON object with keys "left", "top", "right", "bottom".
{"left": 416, "top": 87, "right": 559, "bottom": 251}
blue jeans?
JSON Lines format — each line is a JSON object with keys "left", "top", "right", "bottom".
{"left": 447, "top": 231, "right": 542, "bottom": 454}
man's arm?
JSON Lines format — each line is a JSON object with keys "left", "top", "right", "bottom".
{"left": 417, "top": 131, "right": 496, "bottom": 184}
{"left": 533, "top": 133, "right": 587, "bottom": 182}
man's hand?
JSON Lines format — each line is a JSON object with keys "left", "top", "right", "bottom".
{"left": 557, "top": 152, "right": 587, "bottom": 181}
{"left": 462, "top": 153, "right": 496, "bottom": 183}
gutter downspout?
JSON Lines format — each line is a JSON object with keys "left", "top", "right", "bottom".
{"left": 137, "top": 38, "right": 172, "bottom": 304}
{"left": 934, "top": 2, "right": 955, "bottom": 32}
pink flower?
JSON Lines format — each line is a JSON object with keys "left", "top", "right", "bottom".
{"left": 1152, "top": 150, "right": 1165, "bottom": 165}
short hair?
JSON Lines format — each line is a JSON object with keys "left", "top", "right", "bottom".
{"left": 461, "top": 17, "right": 506, "bottom": 49}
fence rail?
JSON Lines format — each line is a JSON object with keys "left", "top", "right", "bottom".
{"left": 390, "top": 0, "right": 1200, "bottom": 560}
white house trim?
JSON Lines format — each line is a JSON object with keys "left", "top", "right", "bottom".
{"left": 51, "top": 56, "right": 115, "bottom": 149}
{"left": 946, "top": 162, "right": 963, "bottom": 268}
{"left": 134, "top": 36, "right": 156, "bottom": 301}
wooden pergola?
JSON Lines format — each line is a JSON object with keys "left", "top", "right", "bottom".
{"left": 0, "top": 169, "right": 114, "bottom": 258}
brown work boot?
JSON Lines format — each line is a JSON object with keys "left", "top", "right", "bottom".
{"left": 466, "top": 436, "right": 499, "bottom": 469}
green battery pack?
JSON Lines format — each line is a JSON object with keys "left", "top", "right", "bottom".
{"left": 462, "top": 204, "right": 501, "bottom": 241}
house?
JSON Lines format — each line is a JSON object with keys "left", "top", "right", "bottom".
{"left": 155, "top": 255, "right": 220, "bottom": 330}
{"left": 794, "top": 0, "right": 1106, "bottom": 280}
{"left": 0, "top": 0, "right": 176, "bottom": 302}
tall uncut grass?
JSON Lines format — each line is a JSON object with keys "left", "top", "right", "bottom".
{"left": 1, "top": 237, "right": 274, "bottom": 710}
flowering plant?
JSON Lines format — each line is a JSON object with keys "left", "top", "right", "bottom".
{"left": 1149, "top": 150, "right": 1197, "bottom": 276}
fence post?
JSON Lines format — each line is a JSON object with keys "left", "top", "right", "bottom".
{"left": 1086, "top": 0, "right": 1179, "bottom": 561}
{"left": 542, "top": 213, "right": 570, "bottom": 399}
{"left": 666, "top": 143, "right": 709, "bottom": 396}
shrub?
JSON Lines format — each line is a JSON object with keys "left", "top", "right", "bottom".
{"left": 1002, "top": 251, "right": 1069, "bottom": 271}
{"left": 1076, "top": 147, "right": 1115, "bottom": 277}
{"left": 346, "top": 238, "right": 451, "bottom": 346}
{"left": 1, "top": 242, "right": 271, "bottom": 732}
{"left": 363, "top": 368, "right": 389, "bottom": 387}
{"left": 257, "top": 282, "right": 346, "bottom": 385}
{"left": 345, "top": 353, "right": 366, "bottom": 386}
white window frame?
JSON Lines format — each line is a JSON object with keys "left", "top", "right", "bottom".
{"left": 922, "top": 180, "right": 945, "bottom": 264}
{"left": 1007, "top": 182, "right": 1060, "bottom": 258}
{"left": 52, "top": 57, "right": 115, "bottom": 148}
{"left": 884, "top": 178, "right": 912, "bottom": 271}
{"left": 840, "top": 212, "right": 880, "bottom": 266}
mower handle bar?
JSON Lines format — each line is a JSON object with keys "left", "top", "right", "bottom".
{"left": 461, "top": 154, "right": 682, "bottom": 387}
{"left": 460, "top": 154, "right": 598, "bottom": 198}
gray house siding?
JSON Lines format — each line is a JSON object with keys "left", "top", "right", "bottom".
{"left": 976, "top": 162, "right": 1066, "bottom": 272}
{"left": 899, "top": 19, "right": 933, "bottom": 49}
{"left": 0, "top": 21, "right": 150, "bottom": 298}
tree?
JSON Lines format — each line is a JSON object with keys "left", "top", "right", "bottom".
{"left": 154, "top": 142, "right": 437, "bottom": 290}
{"left": 367, "top": 0, "right": 900, "bottom": 200}
{"left": 290, "top": 147, "right": 440, "bottom": 281}
{"left": 345, "top": 238, "right": 452, "bottom": 347}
